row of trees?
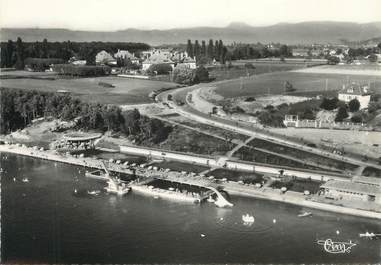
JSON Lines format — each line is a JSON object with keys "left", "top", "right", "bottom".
{"left": 185, "top": 40, "right": 294, "bottom": 65}
{"left": 186, "top": 39, "right": 228, "bottom": 64}
{"left": 0, "top": 88, "right": 172, "bottom": 144}
{"left": 0, "top": 38, "right": 150, "bottom": 68}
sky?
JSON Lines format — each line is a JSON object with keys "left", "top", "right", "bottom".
{"left": 0, "top": 0, "right": 380, "bottom": 31}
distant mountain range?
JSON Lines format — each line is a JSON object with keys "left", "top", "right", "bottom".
{"left": 1, "top": 21, "right": 381, "bottom": 45}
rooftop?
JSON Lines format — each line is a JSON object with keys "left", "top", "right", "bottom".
{"left": 339, "top": 82, "right": 371, "bottom": 96}
{"left": 321, "top": 179, "right": 380, "bottom": 196}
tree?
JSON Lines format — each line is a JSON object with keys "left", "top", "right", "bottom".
{"left": 186, "top": 40, "right": 193, "bottom": 58}
{"left": 6, "top": 40, "right": 15, "bottom": 67}
{"left": 368, "top": 53, "right": 378, "bottom": 63}
{"left": 335, "top": 106, "right": 348, "bottom": 122}
{"left": 194, "top": 40, "right": 200, "bottom": 60}
{"left": 172, "top": 64, "right": 194, "bottom": 84}
{"left": 147, "top": 63, "right": 173, "bottom": 75}
{"left": 201, "top": 40, "right": 206, "bottom": 57}
{"left": 15, "top": 37, "right": 25, "bottom": 70}
{"left": 42, "top": 38, "right": 49, "bottom": 58}
{"left": 193, "top": 66, "right": 209, "bottom": 83}
{"left": 279, "top": 45, "right": 291, "bottom": 57}
{"left": 348, "top": 98, "right": 360, "bottom": 112}
{"left": 320, "top": 97, "right": 339, "bottom": 110}
{"left": 207, "top": 39, "right": 214, "bottom": 59}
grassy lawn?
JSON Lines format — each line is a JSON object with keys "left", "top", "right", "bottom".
{"left": 214, "top": 71, "right": 381, "bottom": 99}
{"left": 270, "top": 178, "right": 323, "bottom": 194}
{"left": 206, "top": 168, "right": 265, "bottom": 184}
{"left": 247, "top": 138, "right": 358, "bottom": 171}
{"left": 157, "top": 126, "right": 235, "bottom": 156}
{"left": 0, "top": 75, "right": 178, "bottom": 105}
{"left": 234, "top": 146, "right": 324, "bottom": 171}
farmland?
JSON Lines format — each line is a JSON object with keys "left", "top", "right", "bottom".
{"left": 0, "top": 75, "right": 178, "bottom": 105}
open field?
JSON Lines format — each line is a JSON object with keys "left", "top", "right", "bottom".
{"left": 0, "top": 75, "right": 178, "bottom": 105}
{"left": 213, "top": 71, "right": 381, "bottom": 99}
{"left": 292, "top": 64, "right": 381, "bottom": 76}
{"left": 270, "top": 127, "right": 381, "bottom": 160}
{"left": 208, "top": 62, "right": 307, "bottom": 82}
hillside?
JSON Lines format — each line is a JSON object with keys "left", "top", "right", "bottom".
{"left": 1, "top": 21, "right": 381, "bottom": 45}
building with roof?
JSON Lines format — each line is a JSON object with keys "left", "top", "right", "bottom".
{"left": 292, "top": 48, "right": 310, "bottom": 57}
{"left": 96, "top": 50, "right": 117, "bottom": 66}
{"left": 114, "top": 49, "right": 140, "bottom": 64}
{"left": 142, "top": 53, "right": 175, "bottom": 71}
{"left": 338, "top": 82, "right": 372, "bottom": 109}
{"left": 319, "top": 179, "right": 381, "bottom": 204}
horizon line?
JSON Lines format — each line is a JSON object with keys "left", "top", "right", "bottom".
{"left": 1, "top": 20, "right": 381, "bottom": 32}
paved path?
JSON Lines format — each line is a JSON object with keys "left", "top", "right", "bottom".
{"left": 226, "top": 135, "right": 255, "bottom": 158}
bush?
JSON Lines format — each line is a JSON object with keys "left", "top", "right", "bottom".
{"left": 52, "top": 64, "right": 111, "bottom": 76}
{"left": 25, "top": 58, "right": 66, "bottom": 71}
{"left": 172, "top": 65, "right": 194, "bottom": 84}
{"left": 335, "top": 106, "right": 349, "bottom": 122}
{"left": 348, "top": 98, "right": 360, "bottom": 112}
{"left": 320, "top": 97, "right": 339, "bottom": 110}
{"left": 146, "top": 63, "right": 173, "bottom": 75}
{"left": 193, "top": 66, "right": 210, "bottom": 83}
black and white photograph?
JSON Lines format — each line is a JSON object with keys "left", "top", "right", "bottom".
{"left": 0, "top": 0, "right": 380, "bottom": 264}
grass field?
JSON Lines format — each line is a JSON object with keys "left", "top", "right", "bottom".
{"left": 0, "top": 75, "right": 178, "bottom": 105}
{"left": 208, "top": 62, "right": 309, "bottom": 82}
{"left": 214, "top": 71, "right": 381, "bottom": 99}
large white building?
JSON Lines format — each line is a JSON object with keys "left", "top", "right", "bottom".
{"left": 338, "top": 83, "right": 371, "bottom": 109}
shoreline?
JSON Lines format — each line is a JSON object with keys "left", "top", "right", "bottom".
{"left": 1, "top": 143, "right": 380, "bottom": 220}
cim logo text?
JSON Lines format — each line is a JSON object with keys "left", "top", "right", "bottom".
{"left": 317, "top": 239, "right": 357, "bottom": 254}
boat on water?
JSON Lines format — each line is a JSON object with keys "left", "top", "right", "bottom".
{"left": 242, "top": 214, "right": 255, "bottom": 223}
{"left": 359, "top": 232, "right": 381, "bottom": 239}
{"left": 22, "top": 177, "right": 29, "bottom": 183}
{"left": 298, "top": 211, "right": 312, "bottom": 217}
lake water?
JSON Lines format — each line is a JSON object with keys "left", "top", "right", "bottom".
{"left": 1, "top": 153, "right": 380, "bottom": 264}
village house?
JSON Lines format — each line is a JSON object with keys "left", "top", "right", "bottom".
{"left": 96, "top": 50, "right": 117, "bottom": 66}
{"left": 338, "top": 82, "right": 372, "bottom": 109}
{"left": 114, "top": 49, "right": 140, "bottom": 64}
{"left": 142, "top": 53, "right": 175, "bottom": 71}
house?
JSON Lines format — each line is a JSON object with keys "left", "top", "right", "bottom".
{"left": 338, "top": 82, "right": 372, "bottom": 109}
{"left": 292, "top": 48, "right": 310, "bottom": 57}
{"left": 319, "top": 179, "right": 381, "bottom": 204}
{"left": 142, "top": 53, "right": 175, "bottom": 71}
{"left": 96, "top": 50, "right": 116, "bottom": 65}
{"left": 178, "top": 56, "right": 197, "bottom": 69}
{"left": 141, "top": 49, "right": 172, "bottom": 60}
{"left": 114, "top": 49, "right": 140, "bottom": 64}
